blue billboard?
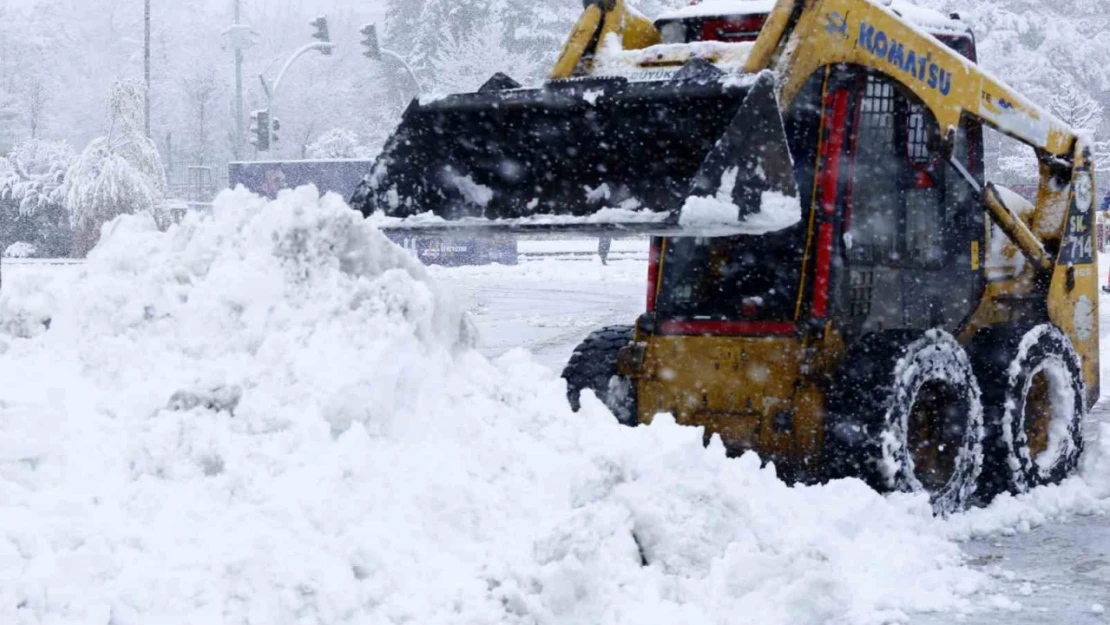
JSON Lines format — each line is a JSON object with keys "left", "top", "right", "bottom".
{"left": 228, "top": 159, "right": 374, "bottom": 200}
{"left": 386, "top": 234, "right": 519, "bottom": 267}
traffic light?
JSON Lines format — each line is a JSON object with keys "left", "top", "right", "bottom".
{"left": 248, "top": 110, "right": 259, "bottom": 148}
{"left": 311, "top": 16, "right": 331, "bottom": 55}
{"left": 270, "top": 116, "right": 281, "bottom": 145}
{"left": 249, "top": 109, "right": 270, "bottom": 151}
{"left": 360, "top": 24, "right": 381, "bottom": 60}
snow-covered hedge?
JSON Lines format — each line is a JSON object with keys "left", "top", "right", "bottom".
{"left": 3, "top": 242, "right": 37, "bottom": 259}
{"left": 0, "top": 139, "right": 76, "bottom": 258}
{"left": 0, "top": 139, "right": 74, "bottom": 218}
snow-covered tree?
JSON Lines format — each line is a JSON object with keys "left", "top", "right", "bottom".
{"left": 385, "top": 0, "right": 492, "bottom": 76}
{"left": 64, "top": 80, "right": 168, "bottom": 258}
{"left": 306, "top": 128, "right": 373, "bottom": 160}
{"left": 496, "top": 0, "right": 580, "bottom": 64}
{"left": 1047, "top": 80, "right": 1110, "bottom": 177}
{"left": 1093, "top": 140, "right": 1110, "bottom": 169}
{"left": 179, "top": 66, "right": 221, "bottom": 166}
{"left": 1, "top": 139, "right": 74, "bottom": 217}
{"left": 390, "top": 0, "right": 703, "bottom": 92}
{"left": 1051, "top": 80, "right": 1103, "bottom": 132}
{"left": 22, "top": 75, "right": 50, "bottom": 140}
{"left": 0, "top": 139, "right": 76, "bottom": 258}
{"left": 431, "top": 20, "right": 543, "bottom": 94}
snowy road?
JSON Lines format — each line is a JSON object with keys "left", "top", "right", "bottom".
{"left": 927, "top": 504, "right": 1110, "bottom": 624}
{"left": 434, "top": 256, "right": 649, "bottom": 372}
{"left": 437, "top": 247, "right": 1110, "bottom": 625}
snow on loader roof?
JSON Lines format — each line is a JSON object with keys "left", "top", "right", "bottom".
{"left": 657, "top": 0, "right": 968, "bottom": 36}
{"left": 657, "top": 0, "right": 781, "bottom": 20}
{"left": 0, "top": 186, "right": 1108, "bottom": 623}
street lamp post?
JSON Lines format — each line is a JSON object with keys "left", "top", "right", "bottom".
{"left": 360, "top": 24, "right": 422, "bottom": 101}
{"left": 253, "top": 17, "right": 335, "bottom": 153}
{"left": 144, "top": 0, "right": 151, "bottom": 137}
{"left": 223, "top": 0, "right": 259, "bottom": 159}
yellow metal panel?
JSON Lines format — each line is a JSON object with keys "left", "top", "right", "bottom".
{"left": 612, "top": 3, "right": 662, "bottom": 51}
{"left": 777, "top": 0, "right": 971, "bottom": 134}
{"left": 978, "top": 75, "right": 1074, "bottom": 157}
{"left": 743, "top": 0, "right": 801, "bottom": 74}
{"left": 638, "top": 336, "right": 809, "bottom": 460}
{"left": 548, "top": 0, "right": 659, "bottom": 80}
{"left": 792, "top": 383, "right": 826, "bottom": 466}
{"left": 1032, "top": 159, "right": 1074, "bottom": 244}
{"left": 1047, "top": 152, "right": 1100, "bottom": 408}
{"left": 549, "top": 5, "right": 604, "bottom": 80}
{"left": 774, "top": 0, "right": 1073, "bottom": 157}
{"left": 794, "top": 66, "right": 832, "bottom": 321}
{"left": 984, "top": 185, "right": 1053, "bottom": 272}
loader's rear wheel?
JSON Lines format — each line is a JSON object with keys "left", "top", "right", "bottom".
{"left": 825, "top": 330, "right": 984, "bottom": 515}
{"left": 906, "top": 381, "right": 970, "bottom": 493}
{"left": 562, "top": 325, "right": 638, "bottom": 426}
{"left": 970, "top": 324, "right": 1085, "bottom": 497}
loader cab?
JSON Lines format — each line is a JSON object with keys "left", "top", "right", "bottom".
{"left": 648, "top": 62, "right": 986, "bottom": 340}
{"left": 644, "top": 3, "right": 983, "bottom": 339}
{"left": 831, "top": 69, "right": 985, "bottom": 338}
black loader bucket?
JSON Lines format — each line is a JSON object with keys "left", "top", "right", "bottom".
{"left": 352, "top": 71, "right": 798, "bottom": 235}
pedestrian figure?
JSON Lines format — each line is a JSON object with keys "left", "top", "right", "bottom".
{"left": 1100, "top": 194, "right": 1110, "bottom": 254}
{"left": 598, "top": 235, "right": 612, "bottom": 265}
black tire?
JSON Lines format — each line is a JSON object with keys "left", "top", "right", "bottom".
{"left": 970, "top": 324, "right": 1086, "bottom": 496}
{"left": 562, "top": 325, "right": 637, "bottom": 426}
{"left": 825, "top": 330, "right": 984, "bottom": 515}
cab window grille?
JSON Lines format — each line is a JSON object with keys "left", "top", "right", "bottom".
{"left": 907, "top": 106, "right": 930, "bottom": 164}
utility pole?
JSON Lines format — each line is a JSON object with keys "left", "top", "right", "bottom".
{"left": 234, "top": 0, "right": 244, "bottom": 159}
{"left": 144, "top": 0, "right": 151, "bottom": 137}
{"left": 225, "top": 2, "right": 257, "bottom": 159}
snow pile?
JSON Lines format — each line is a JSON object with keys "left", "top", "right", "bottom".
{"left": 0, "top": 184, "right": 1103, "bottom": 624}
{"left": 594, "top": 38, "right": 756, "bottom": 79}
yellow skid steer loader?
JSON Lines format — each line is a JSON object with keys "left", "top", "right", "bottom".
{"left": 354, "top": 0, "right": 1099, "bottom": 514}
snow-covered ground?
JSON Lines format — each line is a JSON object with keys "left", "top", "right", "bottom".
{"left": 438, "top": 244, "right": 1110, "bottom": 624}
{"left": 0, "top": 189, "right": 1108, "bottom": 624}
{"left": 434, "top": 258, "right": 647, "bottom": 371}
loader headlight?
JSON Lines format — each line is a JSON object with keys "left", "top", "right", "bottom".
{"left": 1075, "top": 171, "right": 1093, "bottom": 213}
